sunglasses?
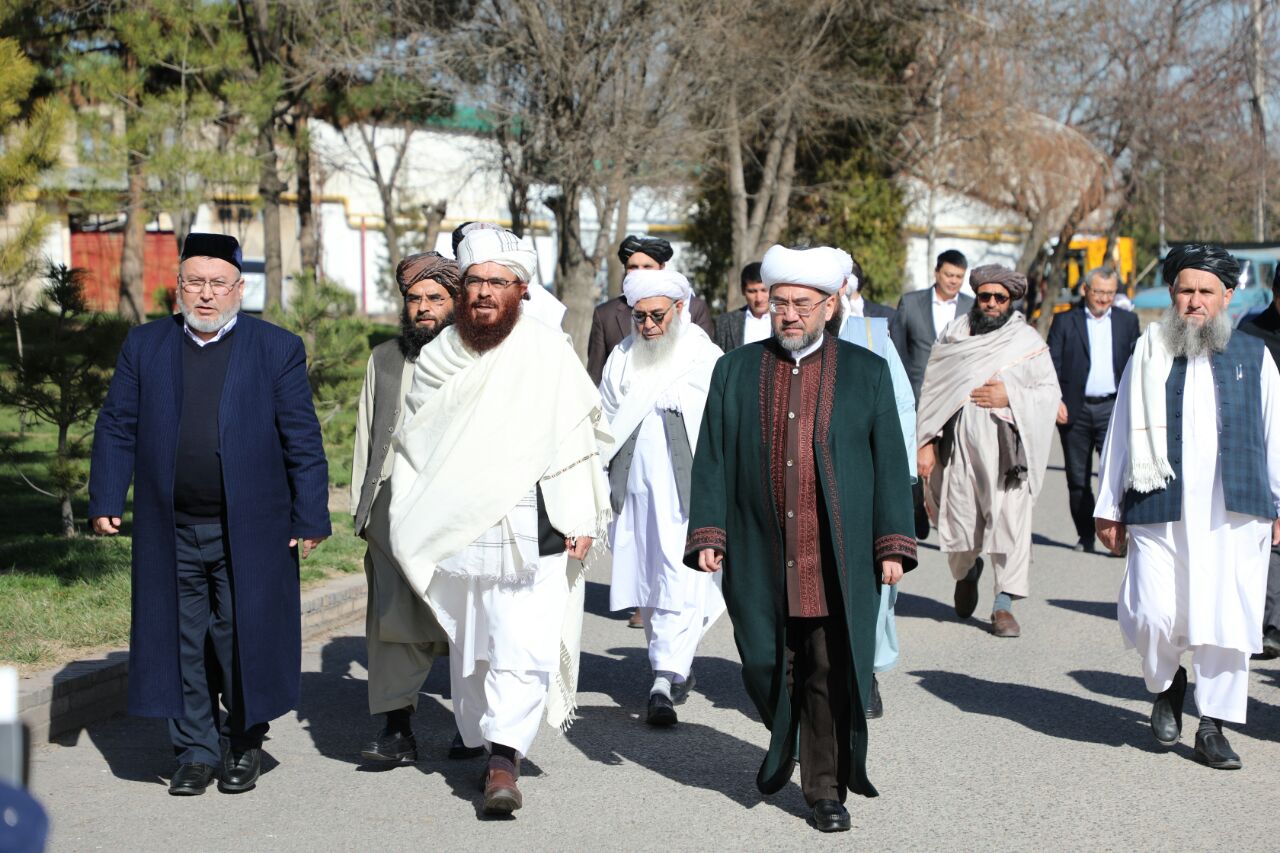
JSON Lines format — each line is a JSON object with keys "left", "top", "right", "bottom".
{"left": 976, "top": 291, "right": 1010, "bottom": 305}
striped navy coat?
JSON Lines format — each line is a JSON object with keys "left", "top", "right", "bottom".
{"left": 89, "top": 314, "right": 330, "bottom": 726}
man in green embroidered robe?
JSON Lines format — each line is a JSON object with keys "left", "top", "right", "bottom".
{"left": 684, "top": 244, "right": 917, "bottom": 833}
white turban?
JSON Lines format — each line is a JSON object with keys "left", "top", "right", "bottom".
{"left": 456, "top": 227, "right": 538, "bottom": 282}
{"left": 622, "top": 269, "right": 691, "bottom": 306}
{"left": 760, "top": 245, "right": 849, "bottom": 295}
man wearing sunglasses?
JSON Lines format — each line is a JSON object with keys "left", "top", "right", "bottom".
{"left": 599, "top": 269, "right": 725, "bottom": 727}
{"left": 916, "top": 265, "right": 1061, "bottom": 639}
{"left": 685, "top": 244, "right": 916, "bottom": 833}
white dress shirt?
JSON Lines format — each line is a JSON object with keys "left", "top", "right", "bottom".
{"left": 789, "top": 333, "right": 825, "bottom": 363}
{"left": 931, "top": 288, "right": 959, "bottom": 340}
{"left": 1084, "top": 308, "right": 1116, "bottom": 397}
{"left": 743, "top": 309, "right": 772, "bottom": 345}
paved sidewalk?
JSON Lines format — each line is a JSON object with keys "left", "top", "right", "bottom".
{"left": 30, "top": 458, "right": 1280, "bottom": 851}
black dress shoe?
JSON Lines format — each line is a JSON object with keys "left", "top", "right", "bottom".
{"left": 1262, "top": 628, "right": 1280, "bottom": 660}
{"left": 865, "top": 675, "right": 883, "bottom": 719}
{"left": 361, "top": 728, "right": 418, "bottom": 764}
{"left": 447, "top": 731, "right": 486, "bottom": 760}
{"left": 219, "top": 748, "right": 261, "bottom": 793}
{"left": 1150, "top": 666, "right": 1187, "bottom": 747}
{"left": 811, "top": 799, "right": 851, "bottom": 833}
{"left": 1073, "top": 539, "right": 1095, "bottom": 553}
{"left": 646, "top": 692, "right": 677, "bottom": 726}
{"left": 953, "top": 558, "right": 983, "bottom": 619}
{"left": 168, "top": 762, "right": 216, "bottom": 796}
{"left": 1195, "top": 721, "right": 1242, "bottom": 770}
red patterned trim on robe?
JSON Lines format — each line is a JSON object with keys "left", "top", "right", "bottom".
{"left": 874, "top": 533, "right": 918, "bottom": 563}
{"left": 761, "top": 350, "right": 788, "bottom": 530}
{"left": 686, "top": 525, "right": 727, "bottom": 554}
{"left": 814, "top": 336, "right": 844, "bottom": 569}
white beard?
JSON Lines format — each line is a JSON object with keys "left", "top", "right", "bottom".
{"left": 1159, "top": 304, "right": 1232, "bottom": 358}
{"left": 180, "top": 300, "right": 241, "bottom": 334}
{"left": 631, "top": 309, "right": 685, "bottom": 372}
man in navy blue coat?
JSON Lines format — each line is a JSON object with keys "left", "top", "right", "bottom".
{"left": 89, "top": 233, "right": 330, "bottom": 796}
{"left": 1047, "top": 266, "right": 1139, "bottom": 552}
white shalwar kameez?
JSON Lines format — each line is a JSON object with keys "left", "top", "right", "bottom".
{"left": 609, "top": 406, "right": 725, "bottom": 681}
{"left": 1095, "top": 350, "right": 1280, "bottom": 724}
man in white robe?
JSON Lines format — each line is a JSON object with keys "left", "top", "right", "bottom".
{"left": 1095, "top": 244, "right": 1280, "bottom": 769}
{"left": 387, "top": 227, "right": 612, "bottom": 815}
{"left": 917, "top": 265, "right": 1060, "bottom": 638}
{"left": 600, "top": 269, "right": 726, "bottom": 726}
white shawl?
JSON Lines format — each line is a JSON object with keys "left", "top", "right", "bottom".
{"left": 1125, "top": 323, "right": 1176, "bottom": 493}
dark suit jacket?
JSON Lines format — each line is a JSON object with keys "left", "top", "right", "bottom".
{"left": 1239, "top": 302, "right": 1280, "bottom": 371}
{"left": 857, "top": 298, "right": 896, "bottom": 322}
{"left": 587, "top": 293, "right": 714, "bottom": 385}
{"left": 890, "top": 287, "right": 975, "bottom": 401}
{"left": 714, "top": 307, "right": 747, "bottom": 352}
{"left": 89, "top": 314, "right": 330, "bottom": 725}
{"left": 1046, "top": 304, "right": 1140, "bottom": 423}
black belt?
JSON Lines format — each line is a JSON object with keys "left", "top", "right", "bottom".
{"left": 1084, "top": 394, "right": 1116, "bottom": 404}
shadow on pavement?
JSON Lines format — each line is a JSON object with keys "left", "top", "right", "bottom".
{"left": 585, "top": 579, "right": 630, "bottom": 622}
{"left": 580, "top": 647, "right": 759, "bottom": 721}
{"left": 1031, "top": 532, "right": 1076, "bottom": 551}
{"left": 1046, "top": 599, "right": 1116, "bottom": 620}
{"left": 52, "top": 715, "right": 171, "bottom": 785}
{"left": 909, "top": 669, "right": 1161, "bottom": 750}
{"left": 895, "top": 592, "right": 961, "bottom": 624}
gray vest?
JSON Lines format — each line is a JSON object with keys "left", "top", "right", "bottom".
{"left": 607, "top": 409, "right": 693, "bottom": 516}
{"left": 353, "top": 341, "right": 409, "bottom": 533}
{"left": 1123, "top": 332, "right": 1273, "bottom": 524}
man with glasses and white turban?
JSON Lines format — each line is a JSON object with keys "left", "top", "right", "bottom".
{"left": 916, "top": 264, "right": 1060, "bottom": 638}
{"left": 599, "top": 268, "right": 725, "bottom": 727}
{"left": 684, "top": 244, "right": 916, "bottom": 833}
{"left": 387, "top": 226, "right": 612, "bottom": 816}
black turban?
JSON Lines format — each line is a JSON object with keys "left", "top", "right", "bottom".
{"left": 617, "top": 234, "right": 673, "bottom": 265}
{"left": 181, "top": 232, "right": 242, "bottom": 271}
{"left": 1163, "top": 244, "right": 1240, "bottom": 291}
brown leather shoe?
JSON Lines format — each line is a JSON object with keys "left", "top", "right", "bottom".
{"left": 627, "top": 611, "right": 644, "bottom": 629}
{"left": 990, "top": 609, "right": 1021, "bottom": 638}
{"left": 482, "top": 756, "right": 522, "bottom": 814}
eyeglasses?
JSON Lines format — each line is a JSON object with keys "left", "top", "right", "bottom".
{"left": 463, "top": 276, "right": 522, "bottom": 290}
{"left": 632, "top": 309, "right": 669, "bottom": 326}
{"left": 405, "top": 294, "right": 449, "bottom": 307}
{"left": 768, "top": 297, "right": 829, "bottom": 318}
{"left": 976, "top": 291, "right": 1010, "bottom": 305}
{"left": 179, "top": 277, "right": 240, "bottom": 296}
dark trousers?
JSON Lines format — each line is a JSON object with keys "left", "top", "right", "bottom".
{"left": 912, "top": 480, "right": 930, "bottom": 540}
{"left": 1267, "top": 546, "right": 1280, "bottom": 634}
{"left": 785, "top": 616, "right": 852, "bottom": 805}
{"left": 168, "top": 523, "right": 268, "bottom": 766}
{"left": 1059, "top": 396, "right": 1114, "bottom": 546}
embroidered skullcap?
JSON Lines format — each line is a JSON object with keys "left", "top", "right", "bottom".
{"left": 969, "top": 264, "right": 1028, "bottom": 299}
{"left": 759, "top": 245, "right": 848, "bottom": 295}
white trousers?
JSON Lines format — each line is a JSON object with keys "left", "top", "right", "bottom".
{"left": 1132, "top": 625, "right": 1251, "bottom": 724}
{"left": 449, "top": 655, "right": 549, "bottom": 758}
{"left": 639, "top": 606, "right": 704, "bottom": 681}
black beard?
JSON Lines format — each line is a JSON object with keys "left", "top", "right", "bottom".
{"left": 969, "top": 303, "right": 1012, "bottom": 335}
{"left": 398, "top": 305, "right": 451, "bottom": 359}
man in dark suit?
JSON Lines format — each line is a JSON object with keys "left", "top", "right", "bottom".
{"left": 1047, "top": 266, "right": 1139, "bottom": 552}
{"left": 586, "top": 235, "right": 714, "bottom": 385}
{"left": 890, "top": 249, "right": 973, "bottom": 538}
{"left": 1238, "top": 265, "right": 1280, "bottom": 658}
{"left": 89, "top": 233, "right": 331, "bottom": 797}
{"left": 713, "top": 262, "right": 771, "bottom": 352}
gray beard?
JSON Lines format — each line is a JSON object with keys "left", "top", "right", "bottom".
{"left": 631, "top": 311, "right": 684, "bottom": 370}
{"left": 1159, "top": 304, "right": 1232, "bottom": 358}
{"left": 180, "top": 300, "right": 240, "bottom": 334}
{"left": 776, "top": 326, "right": 822, "bottom": 352}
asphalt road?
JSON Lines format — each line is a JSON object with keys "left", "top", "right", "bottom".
{"left": 29, "top": 452, "right": 1280, "bottom": 851}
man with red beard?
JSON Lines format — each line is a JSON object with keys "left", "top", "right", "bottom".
{"left": 387, "top": 227, "right": 612, "bottom": 817}
{"left": 353, "top": 253, "right": 486, "bottom": 765}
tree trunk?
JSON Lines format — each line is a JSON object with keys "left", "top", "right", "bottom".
{"left": 379, "top": 187, "right": 402, "bottom": 282}
{"left": 549, "top": 186, "right": 595, "bottom": 363}
{"left": 1035, "top": 218, "right": 1081, "bottom": 337}
{"left": 293, "top": 113, "right": 319, "bottom": 277}
{"left": 423, "top": 200, "right": 447, "bottom": 254}
{"left": 1248, "top": 0, "right": 1268, "bottom": 242}
{"left": 606, "top": 184, "right": 630, "bottom": 299}
{"left": 56, "top": 423, "right": 74, "bottom": 537}
{"left": 257, "top": 124, "right": 284, "bottom": 309}
{"left": 120, "top": 146, "right": 148, "bottom": 323}
{"left": 725, "top": 93, "right": 751, "bottom": 312}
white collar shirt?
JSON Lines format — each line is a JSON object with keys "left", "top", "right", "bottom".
{"left": 931, "top": 288, "right": 959, "bottom": 341}
{"left": 1084, "top": 307, "right": 1116, "bottom": 397}
{"left": 743, "top": 309, "right": 772, "bottom": 345}
{"left": 790, "top": 333, "right": 825, "bottom": 364}
{"left": 183, "top": 314, "right": 238, "bottom": 348}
